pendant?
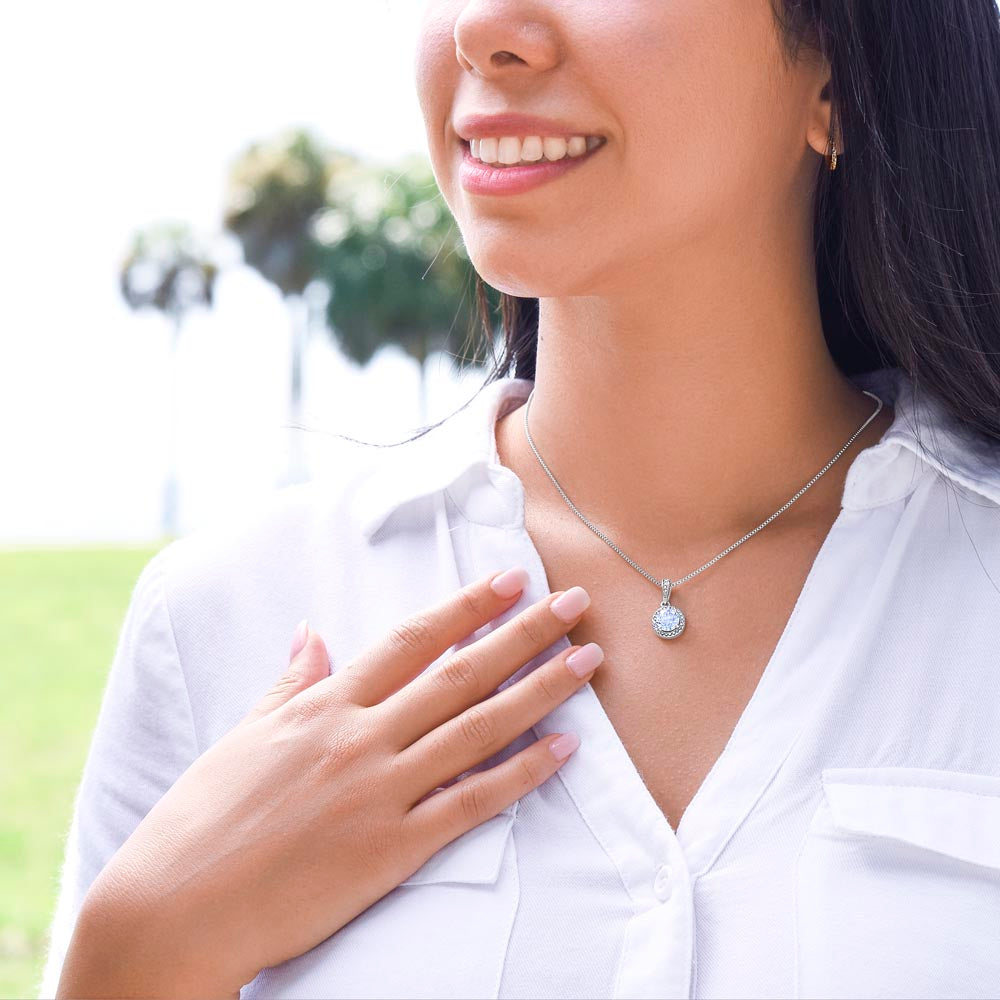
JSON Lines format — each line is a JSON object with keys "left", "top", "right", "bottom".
{"left": 651, "top": 578, "right": 686, "bottom": 639}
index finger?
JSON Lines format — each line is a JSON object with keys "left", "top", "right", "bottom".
{"left": 335, "top": 566, "right": 531, "bottom": 707}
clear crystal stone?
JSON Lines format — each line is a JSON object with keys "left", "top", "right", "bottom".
{"left": 653, "top": 606, "right": 682, "bottom": 630}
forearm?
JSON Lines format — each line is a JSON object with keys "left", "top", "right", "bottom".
{"left": 56, "top": 894, "right": 240, "bottom": 1000}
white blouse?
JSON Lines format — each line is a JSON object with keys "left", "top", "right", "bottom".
{"left": 39, "top": 365, "right": 1000, "bottom": 1000}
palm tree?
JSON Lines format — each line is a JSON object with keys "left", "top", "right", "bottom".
{"left": 119, "top": 222, "right": 219, "bottom": 538}
{"left": 313, "top": 153, "right": 497, "bottom": 422}
{"left": 223, "top": 128, "right": 336, "bottom": 485}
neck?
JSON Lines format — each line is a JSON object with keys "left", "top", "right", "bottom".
{"left": 498, "top": 240, "right": 893, "bottom": 557}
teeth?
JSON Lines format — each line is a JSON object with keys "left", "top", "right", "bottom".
{"left": 468, "top": 134, "right": 603, "bottom": 167}
{"left": 498, "top": 136, "right": 521, "bottom": 164}
{"left": 521, "top": 136, "right": 544, "bottom": 161}
{"left": 542, "top": 137, "right": 568, "bottom": 161}
{"left": 478, "top": 137, "right": 498, "bottom": 163}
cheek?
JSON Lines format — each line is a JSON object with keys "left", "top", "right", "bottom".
{"left": 608, "top": 1, "right": 791, "bottom": 240}
{"left": 413, "top": 4, "right": 463, "bottom": 171}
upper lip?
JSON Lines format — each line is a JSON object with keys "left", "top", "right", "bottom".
{"left": 453, "top": 112, "right": 606, "bottom": 142}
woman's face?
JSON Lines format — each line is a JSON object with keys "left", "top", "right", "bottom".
{"left": 414, "top": 0, "right": 829, "bottom": 298}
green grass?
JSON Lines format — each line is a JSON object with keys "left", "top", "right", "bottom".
{"left": 0, "top": 544, "right": 168, "bottom": 999}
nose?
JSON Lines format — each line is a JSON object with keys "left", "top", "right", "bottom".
{"left": 453, "top": 0, "right": 559, "bottom": 78}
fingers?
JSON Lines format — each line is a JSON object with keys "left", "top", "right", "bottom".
{"left": 402, "top": 728, "right": 581, "bottom": 852}
{"left": 382, "top": 586, "right": 592, "bottom": 748}
{"left": 400, "top": 639, "right": 603, "bottom": 804}
{"left": 237, "top": 622, "right": 332, "bottom": 729}
{"left": 335, "top": 566, "right": 532, "bottom": 707}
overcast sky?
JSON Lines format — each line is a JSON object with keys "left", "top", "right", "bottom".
{"left": 1, "top": 0, "right": 487, "bottom": 545}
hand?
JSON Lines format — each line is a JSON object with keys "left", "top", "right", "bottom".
{"left": 58, "top": 567, "right": 601, "bottom": 999}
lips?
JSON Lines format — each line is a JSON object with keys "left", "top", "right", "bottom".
{"left": 453, "top": 111, "right": 607, "bottom": 143}
{"left": 457, "top": 137, "right": 606, "bottom": 196}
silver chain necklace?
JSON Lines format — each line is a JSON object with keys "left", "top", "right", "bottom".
{"left": 521, "top": 387, "right": 884, "bottom": 639}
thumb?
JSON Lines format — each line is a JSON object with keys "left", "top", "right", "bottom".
{"left": 238, "top": 620, "right": 332, "bottom": 728}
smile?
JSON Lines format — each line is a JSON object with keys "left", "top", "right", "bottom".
{"left": 458, "top": 137, "right": 607, "bottom": 197}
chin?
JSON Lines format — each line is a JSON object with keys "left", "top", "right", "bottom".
{"left": 473, "top": 269, "right": 579, "bottom": 299}
{"left": 462, "top": 238, "right": 592, "bottom": 298}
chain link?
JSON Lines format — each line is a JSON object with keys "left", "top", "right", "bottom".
{"left": 522, "top": 388, "right": 884, "bottom": 593}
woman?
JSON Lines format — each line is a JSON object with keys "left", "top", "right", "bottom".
{"left": 45, "top": 1, "right": 1000, "bottom": 998}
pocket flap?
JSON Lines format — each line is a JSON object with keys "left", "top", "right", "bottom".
{"left": 399, "top": 800, "right": 518, "bottom": 887}
{"left": 821, "top": 766, "right": 1000, "bottom": 871}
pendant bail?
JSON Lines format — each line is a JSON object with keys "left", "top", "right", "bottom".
{"left": 661, "top": 577, "right": 673, "bottom": 604}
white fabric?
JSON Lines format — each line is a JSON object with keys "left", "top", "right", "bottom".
{"left": 38, "top": 365, "right": 1000, "bottom": 999}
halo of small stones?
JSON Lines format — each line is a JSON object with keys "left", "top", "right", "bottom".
{"left": 651, "top": 603, "right": 686, "bottom": 639}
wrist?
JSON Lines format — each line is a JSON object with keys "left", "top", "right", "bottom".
{"left": 56, "top": 895, "right": 240, "bottom": 1000}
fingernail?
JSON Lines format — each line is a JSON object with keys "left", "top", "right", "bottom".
{"left": 490, "top": 566, "right": 530, "bottom": 598}
{"left": 565, "top": 642, "right": 604, "bottom": 678}
{"left": 550, "top": 586, "right": 591, "bottom": 623}
{"left": 548, "top": 732, "right": 581, "bottom": 761}
{"left": 290, "top": 619, "right": 309, "bottom": 660}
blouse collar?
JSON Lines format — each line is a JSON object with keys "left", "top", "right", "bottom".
{"left": 356, "top": 366, "right": 1000, "bottom": 542}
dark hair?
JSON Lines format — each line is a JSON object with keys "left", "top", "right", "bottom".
{"left": 462, "top": 0, "right": 1000, "bottom": 454}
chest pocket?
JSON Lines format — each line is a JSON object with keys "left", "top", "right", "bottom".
{"left": 794, "top": 766, "right": 1000, "bottom": 1000}
{"left": 242, "top": 800, "right": 520, "bottom": 1000}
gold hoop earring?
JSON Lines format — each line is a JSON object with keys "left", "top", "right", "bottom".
{"left": 827, "top": 131, "right": 838, "bottom": 172}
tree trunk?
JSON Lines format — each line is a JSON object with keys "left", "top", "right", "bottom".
{"left": 416, "top": 330, "right": 429, "bottom": 424}
{"left": 281, "top": 294, "right": 310, "bottom": 487}
{"left": 161, "top": 313, "right": 181, "bottom": 539}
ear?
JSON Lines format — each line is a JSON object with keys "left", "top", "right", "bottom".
{"left": 806, "top": 69, "right": 843, "bottom": 162}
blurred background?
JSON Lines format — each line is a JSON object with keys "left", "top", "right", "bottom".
{"left": 0, "top": 2, "right": 503, "bottom": 993}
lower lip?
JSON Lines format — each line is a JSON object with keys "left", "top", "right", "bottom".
{"left": 458, "top": 141, "right": 605, "bottom": 196}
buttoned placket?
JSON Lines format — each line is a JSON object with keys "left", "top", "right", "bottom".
{"left": 446, "top": 460, "right": 696, "bottom": 998}
{"left": 442, "top": 439, "right": 904, "bottom": 999}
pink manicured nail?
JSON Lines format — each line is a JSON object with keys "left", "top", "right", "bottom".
{"left": 566, "top": 642, "right": 604, "bottom": 678}
{"left": 491, "top": 566, "right": 530, "bottom": 598}
{"left": 550, "top": 586, "right": 591, "bottom": 623}
{"left": 290, "top": 619, "right": 309, "bottom": 660}
{"left": 548, "top": 732, "right": 581, "bottom": 761}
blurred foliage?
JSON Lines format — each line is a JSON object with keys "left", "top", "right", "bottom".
{"left": 223, "top": 129, "right": 331, "bottom": 299}
{"left": 121, "top": 128, "right": 506, "bottom": 430}
{"left": 223, "top": 127, "right": 501, "bottom": 392}
{"left": 314, "top": 152, "right": 491, "bottom": 373}
{"left": 119, "top": 222, "right": 220, "bottom": 322}
{"left": 118, "top": 222, "right": 221, "bottom": 534}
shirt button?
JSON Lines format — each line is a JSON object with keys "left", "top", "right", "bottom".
{"left": 653, "top": 863, "right": 673, "bottom": 902}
